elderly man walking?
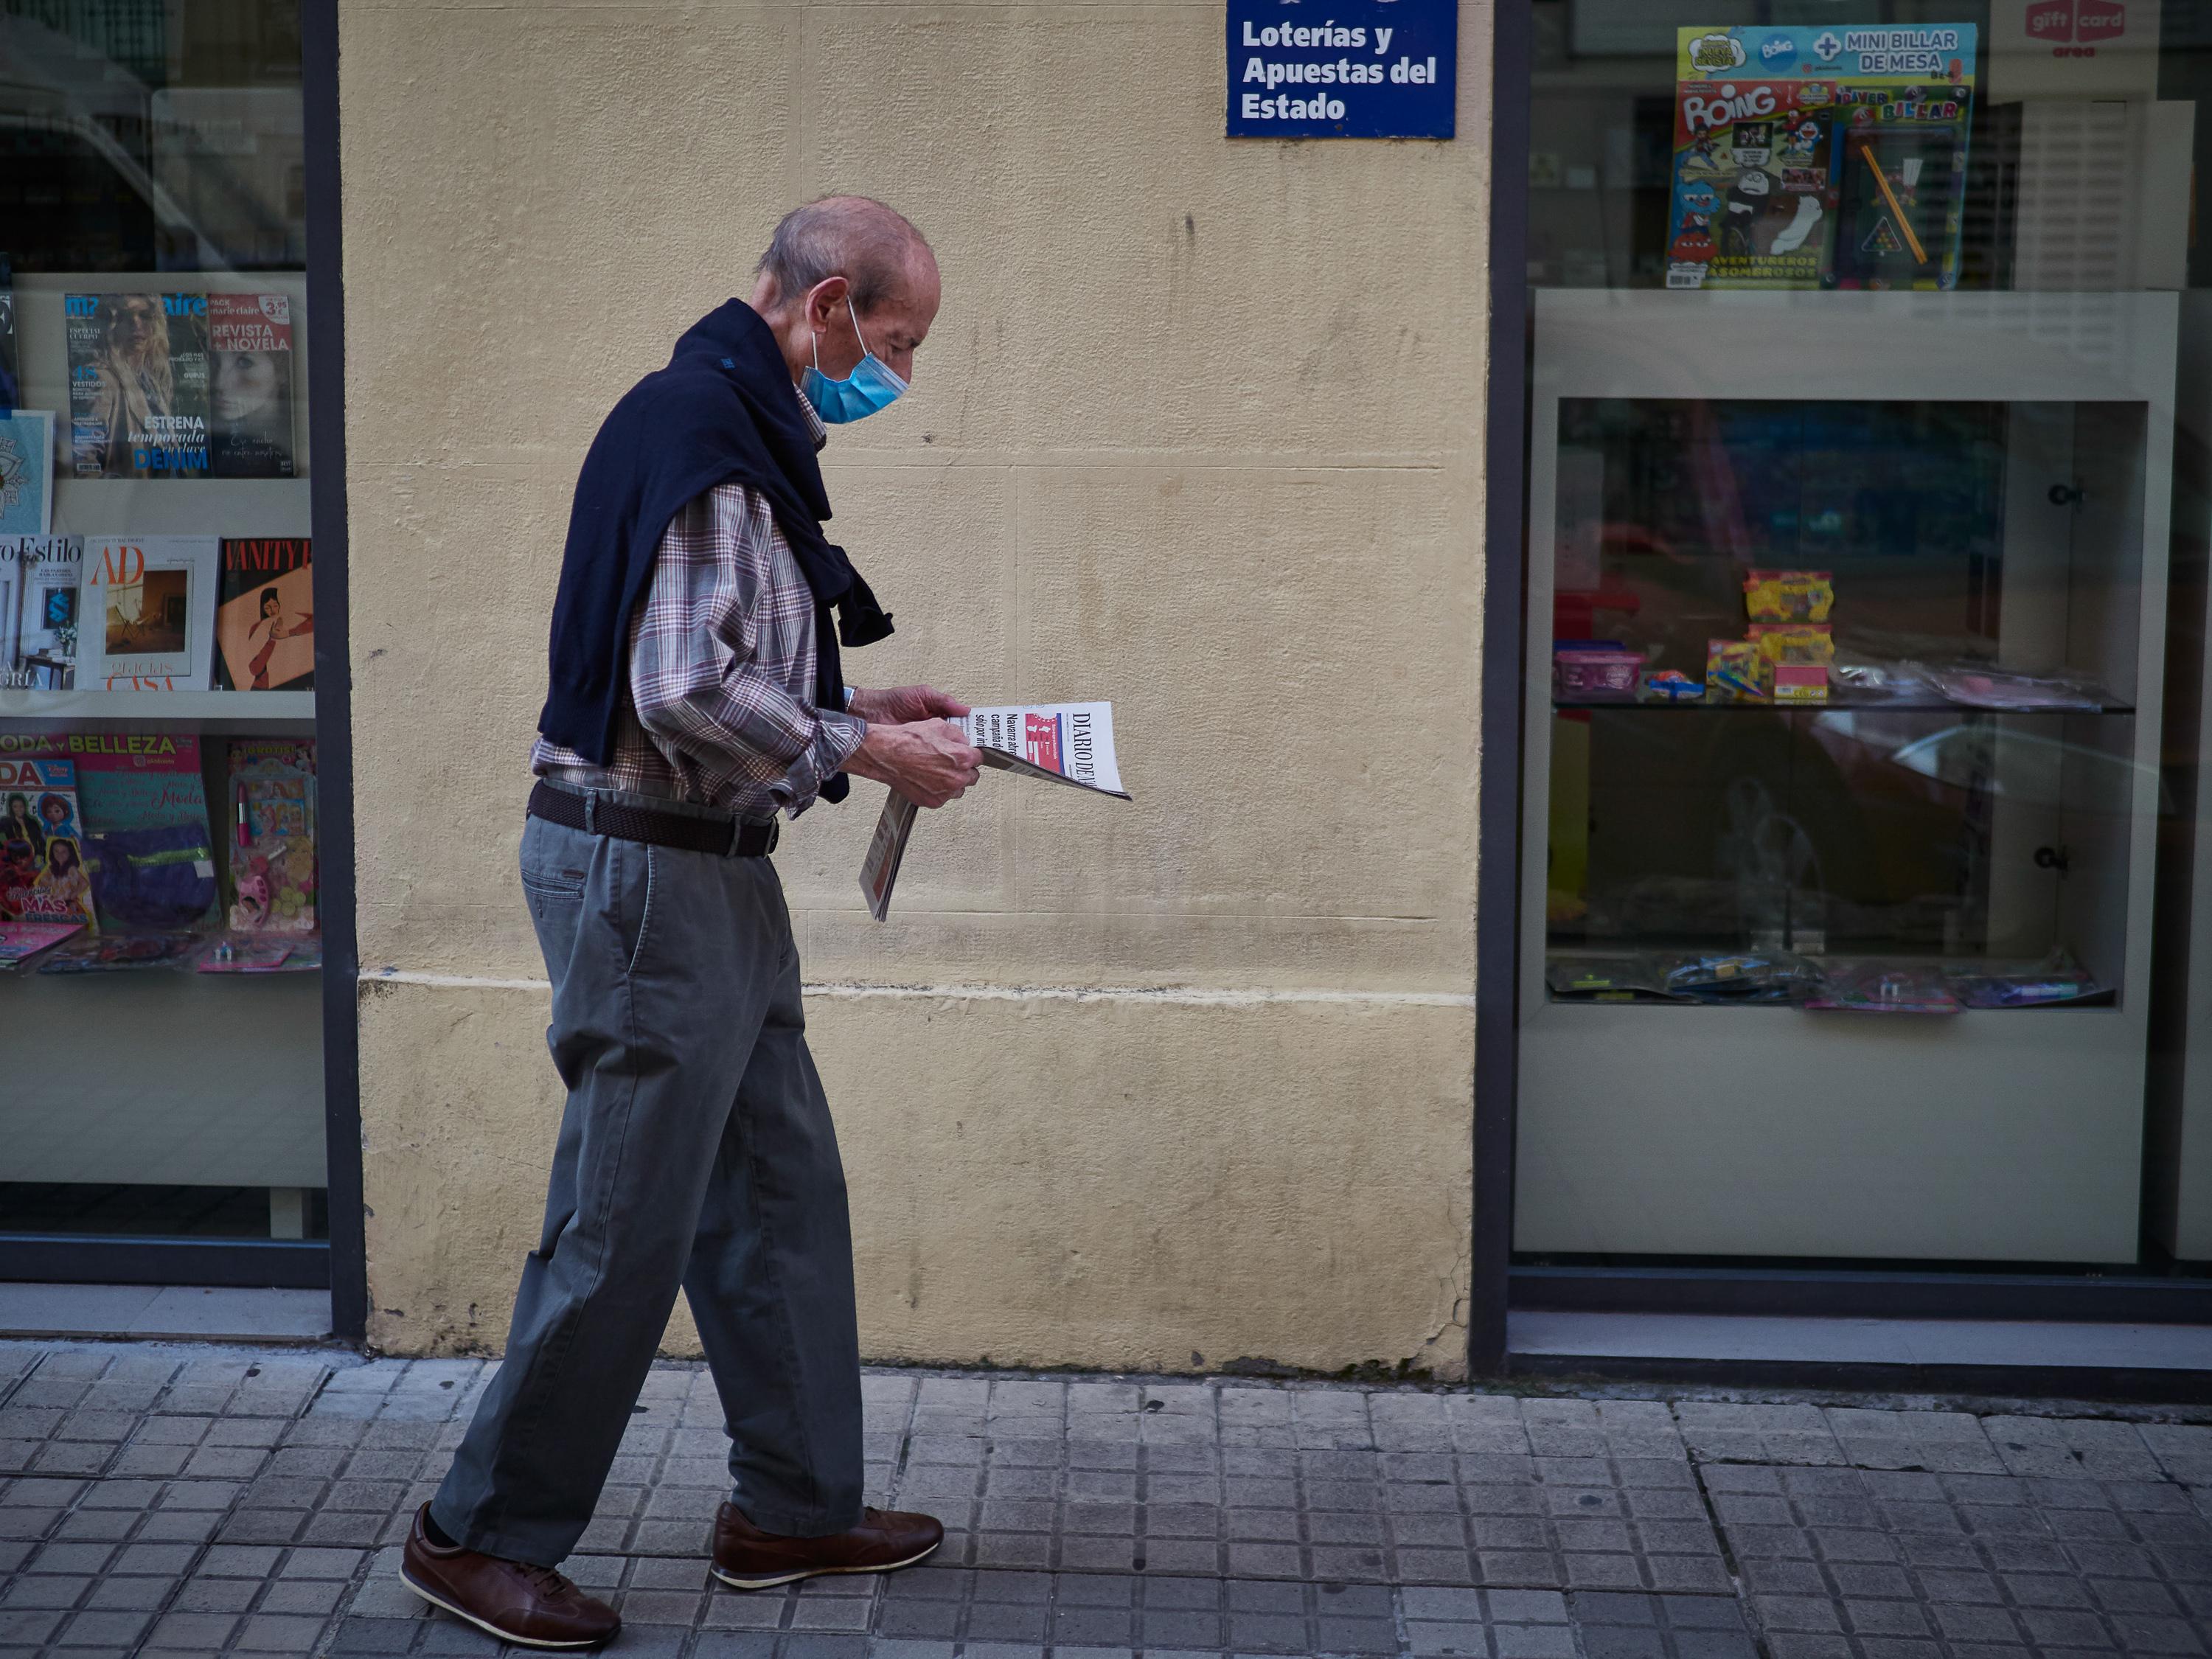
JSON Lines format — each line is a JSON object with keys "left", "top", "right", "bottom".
{"left": 400, "top": 195, "right": 981, "bottom": 1650}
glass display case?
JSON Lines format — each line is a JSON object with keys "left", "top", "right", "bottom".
{"left": 1514, "top": 290, "right": 2174, "bottom": 1262}
{"left": 0, "top": 0, "right": 328, "bottom": 1263}
{"left": 1548, "top": 393, "right": 2146, "bottom": 993}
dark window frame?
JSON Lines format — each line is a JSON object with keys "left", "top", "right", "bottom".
{"left": 303, "top": 0, "right": 366, "bottom": 1345}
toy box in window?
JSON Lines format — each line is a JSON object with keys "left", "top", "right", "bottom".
{"left": 1666, "top": 24, "right": 1976, "bottom": 292}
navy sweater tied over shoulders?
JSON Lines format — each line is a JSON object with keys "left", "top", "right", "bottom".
{"left": 535, "top": 299, "right": 894, "bottom": 804}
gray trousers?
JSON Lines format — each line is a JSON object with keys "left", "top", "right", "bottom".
{"left": 431, "top": 790, "right": 864, "bottom": 1566}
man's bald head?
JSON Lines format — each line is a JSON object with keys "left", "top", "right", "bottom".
{"left": 755, "top": 195, "right": 933, "bottom": 317}
{"left": 750, "top": 195, "right": 942, "bottom": 392}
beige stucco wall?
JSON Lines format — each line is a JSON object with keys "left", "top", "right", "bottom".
{"left": 340, "top": 0, "right": 1492, "bottom": 1374}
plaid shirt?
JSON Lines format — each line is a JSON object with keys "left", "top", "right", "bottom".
{"left": 531, "top": 409, "right": 868, "bottom": 820}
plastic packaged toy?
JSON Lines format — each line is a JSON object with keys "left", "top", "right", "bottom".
{"left": 1949, "top": 950, "right": 2115, "bottom": 1008}
{"left": 1927, "top": 664, "right": 2112, "bottom": 712}
{"left": 1658, "top": 950, "right": 1823, "bottom": 1004}
{"left": 1545, "top": 956, "right": 1674, "bottom": 1003}
{"left": 1952, "top": 974, "right": 2113, "bottom": 1009}
{"left": 1806, "top": 964, "right": 1959, "bottom": 1014}
{"left": 1705, "top": 639, "right": 1767, "bottom": 701}
{"left": 1639, "top": 669, "right": 1704, "bottom": 703}
{"left": 1831, "top": 661, "right": 1935, "bottom": 703}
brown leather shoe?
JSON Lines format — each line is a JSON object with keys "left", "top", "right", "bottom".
{"left": 710, "top": 1500, "right": 944, "bottom": 1590}
{"left": 400, "top": 1503, "right": 620, "bottom": 1650}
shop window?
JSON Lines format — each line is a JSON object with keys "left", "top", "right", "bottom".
{"left": 0, "top": 0, "right": 325, "bottom": 1267}
{"left": 1513, "top": 1, "right": 2212, "bottom": 1272}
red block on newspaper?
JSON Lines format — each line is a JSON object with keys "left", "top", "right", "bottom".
{"left": 1023, "top": 712, "right": 1062, "bottom": 773}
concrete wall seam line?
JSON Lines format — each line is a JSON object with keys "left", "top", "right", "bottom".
{"left": 364, "top": 970, "right": 1479, "bottom": 1009}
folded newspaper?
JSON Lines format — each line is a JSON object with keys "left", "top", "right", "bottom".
{"left": 860, "top": 701, "right": 1131, "bottom": 921}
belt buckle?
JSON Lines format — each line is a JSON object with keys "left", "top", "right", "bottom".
{"left": 725, "top": 815, "right": 779, "bottom": 857}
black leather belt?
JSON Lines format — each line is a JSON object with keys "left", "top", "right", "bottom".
{"left": 529, "top": 781, "right": 778, "bottom": 858}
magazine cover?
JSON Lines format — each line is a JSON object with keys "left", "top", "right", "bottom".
{"left": 0, "top": 755, "right": 97, "bottom": 928}
{"left": 227, "top": 738, "right": 316, "bottom": 933}
{"left": 79, "top": 535, "right": 220, "bottom": 689}
{"left": 1667, "top": 25, "right": 1975, "bottom": 291}
{"left": 0, "top": 919, "right": 85, "bottom": 970}
{"left": 214, "top": 538, "right": 313, "bottom": 690}
{"left": 46, "top": 731, "right": 220, "bottom": 934}
{"left": 0, "top": 730, "right": 222, "bottom": 934}
{"left": 0, "top": 537, "right": 25, "bottom": 670}
{"left": 64, "top": 292, "right": 212, "bottom": 479}
{"left": 38, "top": 932, "right": 200, "bottom": 973}
{"left": 0, "top": 410, "right": 51, "bottom": 535}
{"left": 207, "top": 294, "right": 296, "bottom": 479}
{"left": 18, "top": 536, "right": 80, "bottom": 686}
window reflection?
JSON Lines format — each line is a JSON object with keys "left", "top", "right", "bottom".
{"left": 1, "top": 0, "right": 305, "bottom": 274}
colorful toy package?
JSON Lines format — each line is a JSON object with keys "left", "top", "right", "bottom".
{"left": 1639, "top": 669, "right": 1705, "bottom": 703}
{"left": 1751, "top": 623, "right": 1834, "bottom": 703}
{"left": 1706, "top": 638, "right": 1767, "bottom": 701}
{"left": 1554, "top": 642, "right": 1644, "bottom": 699}
{"left": 1744, "top": 570, "right": 1834, "bottom": 623}
{"left": 1751, "top": 624, "right": 1834, "bottom": 664}
{"left": 1668, "top": 24, "right": 1975, "bottom": 292}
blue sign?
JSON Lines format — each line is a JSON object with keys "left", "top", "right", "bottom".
{"left": 1226, "top": 0, "right": 1456, "bottom": 139}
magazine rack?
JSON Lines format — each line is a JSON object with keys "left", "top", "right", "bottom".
{"left": 0, "top": 272, "right": 321, "bottom": 1239}
{"left": 1515, "top": 288, "right": 2177, "bottom": 1262}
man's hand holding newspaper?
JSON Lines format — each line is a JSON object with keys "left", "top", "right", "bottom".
{"left": 858, "top": 700, "right": 1131, "bottom": 920}
{"left": 844, "top": 686, "right": 982, "bottom": 808}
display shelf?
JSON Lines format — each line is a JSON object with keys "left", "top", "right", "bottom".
{"left": 1544, "top": 948, "right": 2118, "bottom": 1012}
{"left": 1542, "top": 995, "right": 2111, "bottom": 1015}
{"left": 1551, "top": 698, "right": 2139, "bottom": 714}
{"left": 0, "top": 689, "right": 313, "bottom": 731}
{"left": 0, "top": 966, "right": 323, "bottom": 985}
{"left": 1517, "top": 288, "right": 2180, "bottom": 1264}
{"left": 50, "top": 479, "right": 312, "bottom": 539}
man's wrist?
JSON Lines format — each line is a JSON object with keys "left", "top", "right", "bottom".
{"left": 821, "top": 710, "right": 868, "bottom": 774}
{"left": 845, "top": 721, "right": 891, "bottom": 784}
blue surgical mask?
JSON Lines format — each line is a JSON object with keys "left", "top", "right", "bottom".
{"left": 801, "top": 299, "right": 908, "bottom": 423}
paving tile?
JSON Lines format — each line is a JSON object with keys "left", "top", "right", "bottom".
{"left": 15, "top": 1343, "right": 2212, "bottom": 1659}
{"left": 1823, "top": 1411, "right": 2006, "bottom": 1475}
{"left": 1986, "top": 1419, "right": 2166, "bottom": 1483}
{"left": 1676, "top": 1404, "right": 1845, "bottom": 1467}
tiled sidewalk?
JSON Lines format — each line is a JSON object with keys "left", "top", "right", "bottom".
{"left": 0, "top": 1343, "right": 2208, "bottom": 1658}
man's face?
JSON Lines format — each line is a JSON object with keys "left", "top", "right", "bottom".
{"left": 820, "top": 249, "right": 941, "bottom": 386}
